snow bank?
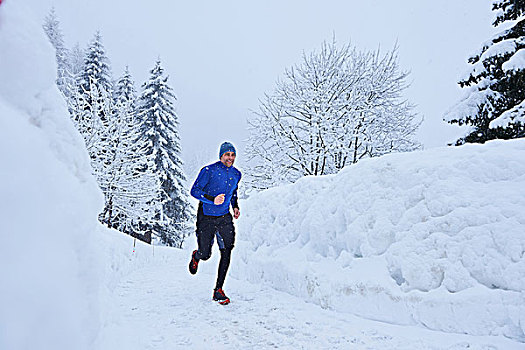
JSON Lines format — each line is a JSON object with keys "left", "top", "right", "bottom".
{"left": 0, "top": 2, "right": 106, "bottom": 349}
{"left": 234, "top": 139, "right": 525, "bottom": 341}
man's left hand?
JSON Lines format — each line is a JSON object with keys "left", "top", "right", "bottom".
{"left": 233, "top": 208, "right": 240, "bottom": 219}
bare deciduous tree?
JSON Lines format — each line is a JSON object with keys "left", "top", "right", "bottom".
{"left": 245, "top": 39, "right": 421, "bottom": 190}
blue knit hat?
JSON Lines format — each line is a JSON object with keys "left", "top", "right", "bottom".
{"left": 219, "top": 141, "right": 236, "bottom": 158}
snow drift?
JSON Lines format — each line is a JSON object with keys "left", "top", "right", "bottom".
{"left": 0, "top": 2, "right": 105, "bottom": 349}
{"left": 235, "top": 139, "right": 525, "bottom": 341}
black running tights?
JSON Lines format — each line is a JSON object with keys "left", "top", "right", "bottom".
{"left": 216, "top": 248, "right": 231, "bottom": 289}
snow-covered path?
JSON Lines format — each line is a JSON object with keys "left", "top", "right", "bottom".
{"left": 95, "top": 249, "right": 523, "bottom": 350}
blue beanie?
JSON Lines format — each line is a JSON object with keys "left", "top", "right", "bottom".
{"left": 219, "top": 142, "right": 236, "bottom": 158}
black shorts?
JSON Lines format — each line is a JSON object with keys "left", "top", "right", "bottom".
{"left": 195, "top": 207, "right": 235, "bottom": 260}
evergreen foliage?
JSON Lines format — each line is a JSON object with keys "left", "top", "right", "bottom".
{"left": 493, "top": 0, "right": 525, "bottom": 25}
{"left": 69, "top": 34, "right": 122, "bottom": 238}
{"left": 42, "top": 8, "right": 71, "bottom": 97}
{"left": 445, "top": 0, "right": 525, "bottom": 144}
{"left": 68, "top": 43, "right": 86, "bottom": 77}
{"left": 136, "top": 59, "right": 193, "bottom": 247}
{"left": 41, "top": 14, "right": 208, "bottom": 248}
{"left": 77, "top": 32, "right": 113, "bottom": 101}
{"left": 71, "top": 32, "right": 114, "bottom": 168}
{"left": 97, "top": 68, "right": 163, "bottom": 239}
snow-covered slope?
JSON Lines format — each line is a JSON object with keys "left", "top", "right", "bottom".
{"left": 0, "top": 2, "right": 105, "bottom": 349}
{"left": 235, "top": 139, "right": 525, "bottom": 341}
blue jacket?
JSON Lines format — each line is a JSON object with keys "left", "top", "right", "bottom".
{"left": 190, "top": 161, "right": 241, "bottom": 216}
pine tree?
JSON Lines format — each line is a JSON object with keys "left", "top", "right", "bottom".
{"left": 77, "top": 32, "right": 113, "bottom": 106}
{"left": 68, "top": 43, "right": 85, "bottom": 79}
{"left": 445, "top": 0, "right": 525, "bottom": 144}
{"left": 136, "top": 59, "right": 193, "bottom": 247}
{"left": 72, "top": 32, "right": 113, "bottom": 155}
{"left": 69, "top": 32, "right": 118, "bottom": 222}
{"left": 42, "top": 7, "right": 71, "bottom": 97}
{"left": 98, "top": 67, "right": 162, "bottom": 240}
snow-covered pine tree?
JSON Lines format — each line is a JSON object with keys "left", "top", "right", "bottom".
{"left": 98, "top": 67, "right": 163, "bottom": 242}
{"left": 136, "top": 59, "right": 193, "bottom": 247}
{"left": 76, "top": 32, "right": 113, "bottom": 110}
{"left": 68, "top": 43, "right": 85, "bottom": 77}
{"left": 73, "top": 31, "right": 113, "bottom": 151}
{"left": 63, "top": 43, "right": 86, "bottom": 115}
{"left": 245, "top": 39, "right": 421, "bottom": 190}
{"left": 444, "top": 0, "right": 525, "bottom": 144}
{"left": 42, "top": 7, "right": 71, "bottom": 97}
{"left": 69, "top": 32, "right": 118, "bottom": 212}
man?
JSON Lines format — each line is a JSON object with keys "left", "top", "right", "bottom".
{"left": 189, "top": 141, "right": 241, "bottom": 305}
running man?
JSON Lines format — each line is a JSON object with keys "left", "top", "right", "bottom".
{"left": 188, "top": 142, "right": 241, "bottom": 305}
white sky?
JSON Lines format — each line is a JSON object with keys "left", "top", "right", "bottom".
{"left": 31, "top": 0, "right": 496, "bottom": 169}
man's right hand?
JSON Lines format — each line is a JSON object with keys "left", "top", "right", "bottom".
{"left": 214, "top": 194, "right": 225, "bottom": 205}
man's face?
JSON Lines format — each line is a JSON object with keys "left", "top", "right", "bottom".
{"left": 220, "top": 151, "right": 236, "bottom": 167}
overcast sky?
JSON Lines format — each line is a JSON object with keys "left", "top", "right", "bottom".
{"left": 31, "top": 0, "right": 496, "bottom": 175}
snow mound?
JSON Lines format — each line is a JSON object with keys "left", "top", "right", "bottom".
{"left": 0, "top": 2, "right": 105, "bottom": 349}
{"left": 234, "top": 139, "right": 525, "bottom": 341}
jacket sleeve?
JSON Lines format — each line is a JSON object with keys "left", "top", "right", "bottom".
{"left": 230, "top": 171, "right": 241, "bottom": 210}
{"left": 231, "top": 188, "right": 239, "bottom": 210}
{"left": 190, "top": 167, "right": 215, "bottom": 205}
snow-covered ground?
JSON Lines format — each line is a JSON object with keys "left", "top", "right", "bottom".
{"left": 1, "top": 1, "right": 524, "bottom": 349}
{"left": 96, "top": 243, "right": 523, "bottom": 350}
